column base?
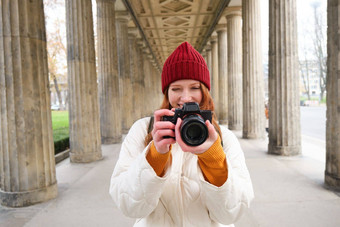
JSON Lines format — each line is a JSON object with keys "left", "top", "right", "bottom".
{"left": 219, "top": 120, "right": 228, "bottom": 125}
{"left": 228, "top": 124, "right": 242, "bottom": 131}
{"left": 101, "top": 136, "right": 122, "bottom": 144}
{"left": 242, "top": 131, "right": 265, "bottom": 139}
{"left": 0, "top": 182, "right": 58, "bottom": 207}
{"left": 268, "top": 143, "right": 301, "bottom": 156}
{"left": 325, "top": 171, "right": 340, "bottom": 191}
{"left": 70, "top": 151, "right": 102, "bottom": 163}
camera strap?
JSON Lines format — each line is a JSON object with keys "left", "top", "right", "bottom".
{"left": 147, "top": 116, "right": 154, "bottom": 134}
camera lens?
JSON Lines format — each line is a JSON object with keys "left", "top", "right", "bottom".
{"left": 180, "top": 115, "right": 208, "bottom": 146}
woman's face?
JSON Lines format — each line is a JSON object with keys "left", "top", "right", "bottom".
{"left": 168, "top": 79, "right": 202, "bottom": 108}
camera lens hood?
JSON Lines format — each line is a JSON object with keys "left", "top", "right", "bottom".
{"left": 180, "top": 114, "right": 208, "bottom": 146}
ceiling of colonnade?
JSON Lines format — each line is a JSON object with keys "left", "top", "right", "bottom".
{"left": 116, "top": 0, "right": 241, "bottom": 68}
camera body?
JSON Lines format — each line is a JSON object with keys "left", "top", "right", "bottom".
{"left": 162, "top": 102, "right": 212, "bottom": 146}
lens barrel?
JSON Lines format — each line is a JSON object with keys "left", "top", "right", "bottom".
{"left": 180, "top": 114, "right": 208, "bottom": 146}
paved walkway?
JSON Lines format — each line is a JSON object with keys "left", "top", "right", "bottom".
{"left": 1, "top": 131, "right": 340, "bottom": 227}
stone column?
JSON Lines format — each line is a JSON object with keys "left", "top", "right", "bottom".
{"left": 128, "top": 28, "right": 142, "bottom": 122}
{"left": 201, "top": 49, "right": 207, "bottom": 60}
{"left": 136, "top": 39, "right": 146, "bottom": 117}
{"left": 205, "top": 43, "right": 212, "bottom": 78}
{"left": 242, "top": 0, "right": 265, "bottom": 139}
{"left": 143, "top": 49, "right": 153, "bottom": 116}
{"left": 0, "top": 0, "right": 57, "bottom": 207}
{"left": 97, "top": 0, "right": 122, "bottom": 144}
{"left": 210, "top": 35, "right": 219, "bottom": 118}
{"left": 226, "top": 7, "right": 243, "bottom": 130}
{"left": 268, "top": 1, "right": 301, "bottom": 155}
{"left": 216, "top": 24, "right": 228, "bottom": 125}
{"left": 151, "top": 60, "right": 162, "bottom": 108}
{"left": 116, "top": 11, "right": 133, "bottom": 133}
{"left": 148, "top": 55, "right": 158, "bottom": 111}
{"left": 325, "top": 0, "right": 340, "bottom": 190}
{"left": 66, "top": 0, "right": 102, "bottom": 162}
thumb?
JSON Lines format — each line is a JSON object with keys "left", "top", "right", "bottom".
{"left": 206, "top": 120, "right": 218, "bottom": 140}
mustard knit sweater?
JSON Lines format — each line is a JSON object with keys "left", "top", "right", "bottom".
{"left": 146, "top": 136, "right": 228, "bottom": 187}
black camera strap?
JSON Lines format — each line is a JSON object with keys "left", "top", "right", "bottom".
{"left": 147, "top": 116, "right": 154, "bottom": 134}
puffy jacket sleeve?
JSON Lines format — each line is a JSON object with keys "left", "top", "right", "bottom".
{"left": 109, "top": 117, "right": 171, "bottom": 218}
{"left": 198, "top": 126, "right": 254, "bottom": 225}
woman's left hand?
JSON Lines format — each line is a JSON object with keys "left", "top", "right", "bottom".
{"left": 175, "top": 118, "right": 218, "bottom": 155}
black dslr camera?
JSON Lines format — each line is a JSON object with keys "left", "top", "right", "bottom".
{"left": 162, "top": 102, "right": 212, "bottom": 146}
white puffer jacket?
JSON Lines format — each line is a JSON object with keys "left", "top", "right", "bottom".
{"left": 109, "top": 117, "right": 254, "bottom": 227}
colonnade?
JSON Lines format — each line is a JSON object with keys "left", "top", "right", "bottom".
{"left": 0, "top": 0, "right": 162, "bottom": 207}
{"left": 0, "top": 0, "right": 339, "bottom": 207}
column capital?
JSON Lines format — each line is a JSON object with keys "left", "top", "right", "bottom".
{"left": 215, "top": 23, "right": 227, "bottom": 33}
{"left": 225, "top": 6, "right": 242, "bottom": 18}
{"left": 143, "top": 47, "right": 150, "bottom": 55}
{"left": 128, "top": 27, "right": 139, "bottom": 39}
{"left": 136, "top": 38, "right": 145, "bottom": 49}
{"left": 205, "top": 43, "right": 211, "bottom": 51}
{"left": 115, "top": 11, "right": 130, "bottom": 22}
{"left": 209, "top": 35, "right": 218, "bottom": 43}
{"left": 147, "top": 54, "right": 153, "bottom": 60}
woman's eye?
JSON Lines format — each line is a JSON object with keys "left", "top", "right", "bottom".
{"left": 191, "top": 87, "right": 200, "bottom": 90}
{"left": 171, "top": 88, "right": 180, "bottom": 91}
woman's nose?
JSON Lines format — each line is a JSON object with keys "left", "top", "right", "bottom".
{"left": 181, "top": 92, "right": 192, "bottom": 102}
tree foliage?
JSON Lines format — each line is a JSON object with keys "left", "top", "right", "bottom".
{"left": 44, "top": 0, "right": 67, "bottom": 109}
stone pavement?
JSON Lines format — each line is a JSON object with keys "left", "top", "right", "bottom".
{"left": 1, "top": 131, "right": 340, "bottom": 227}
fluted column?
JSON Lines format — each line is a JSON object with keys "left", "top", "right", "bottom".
{"left": 0, "top": 0, "right": 57, "bottom": 207}
{"left": 205, "top": 43, "right": 212, "bottom": 77}
{"left": 216, "top": 24, "right": 228, "bottom": 125}
{"left": 201, "top": 49, "right": 207, "bottom": 60}
{"left": 325, "top": 0, "right": 340, "bottom": 190}
{"left": 143, "top": 48, "right": 152, "bottom": 116}
{"left": 210, "top": 35, "right": 219, "bottom": 118}
{"left": 148, "top": 55, "right": 158, "bottom": 111}
{"left": 136, "top": 39, "right": 146, "bottom": 117}
{"left": 242, "top": 0, "right": 265, "bottom": 139}
{"left": 66, "top": 0, "right": 102, "bottom": 162}
{"left": 97, "top": 0, "right": 122, "bottom": 144}
{"left": 226, "top": 7, "right": 243, "bottom": 130}
{"left": 128, "top": 28, "right": 142, "bottom": 122}
{"left": 151, "top": 60, "right": 162, "bottom": 108}
{"left": 268, "top": 1, "right": 300, "bottom": 155}
{"left": 116, "top": 11, "right": 132, "bottom": 133}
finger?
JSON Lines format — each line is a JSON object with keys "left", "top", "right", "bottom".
{"left": 152, "top": 122, "right": 176, "bottom": 136}
{"left": 174, "top": 118, "right": 190, "bottom": 150}
{"left": 156, "top": 138, "right": 176, "bottom": 149}
{"left": 154, "top": 109, "right": 175, "bottom": 122}
{"left": 206, "top": 120, "right": 218, "bottom": 140}
{"left": 153, "top": 129, "right": 175, "bottom": 142}
{"left": 174, "top": 118, "right": 182, "bottom": 137}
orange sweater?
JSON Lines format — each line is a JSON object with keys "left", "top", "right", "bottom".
{"left": 146, "top": 136, "right": 228, "bottom": 187}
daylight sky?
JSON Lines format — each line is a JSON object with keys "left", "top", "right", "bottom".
{"left": 260, "top": 0, "right": 327, "bottom": 63}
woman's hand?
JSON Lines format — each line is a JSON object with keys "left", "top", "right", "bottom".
{"left": 174, "top": 118, "right": 218, "bottom": 155}
{"left": 152, "top": 109, "right": 176, "bottom": 154}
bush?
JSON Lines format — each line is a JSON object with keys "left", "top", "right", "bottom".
{"left": 54, "top": 137, "right": 70, "bottom": 155}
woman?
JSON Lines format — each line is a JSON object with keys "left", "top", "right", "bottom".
{"left": 109, "top": 42, "right": 254, "bottom": 227}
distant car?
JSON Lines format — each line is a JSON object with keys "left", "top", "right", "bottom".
{"left": 51, "top": 104, "right": 60, "bottom": 111}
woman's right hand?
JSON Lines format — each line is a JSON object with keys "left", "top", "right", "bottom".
{"left": 152, "top": 109, "right": 176, "bottom": 154}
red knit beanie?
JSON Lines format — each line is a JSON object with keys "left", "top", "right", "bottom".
{"left": 161, "top": 42, "right": 210, "bottom": 93}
